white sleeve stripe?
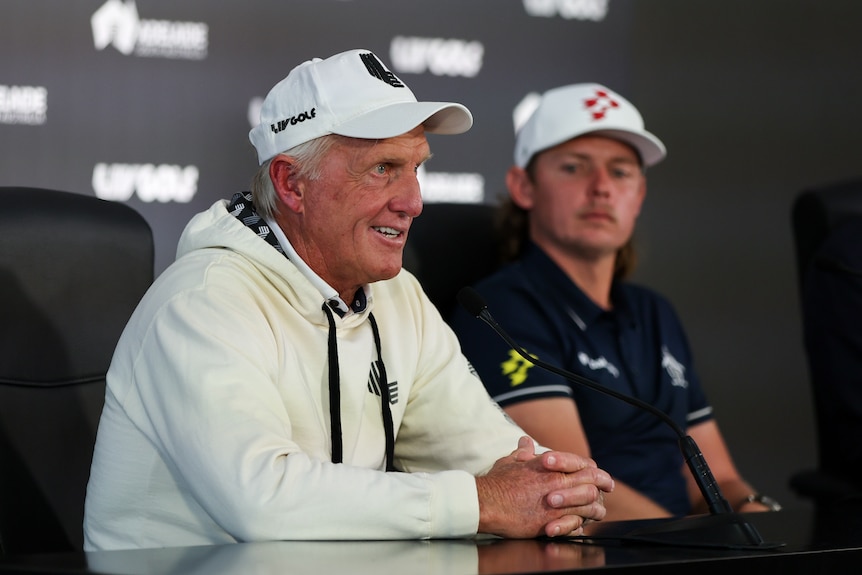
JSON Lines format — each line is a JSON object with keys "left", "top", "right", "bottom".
{"left": 686, "top": 406, "right": 713, "bottom": 422}
{"left": 493, "top": 385, "right": 572, "bottom": 404}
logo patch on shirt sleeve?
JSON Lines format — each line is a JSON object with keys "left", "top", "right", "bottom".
{"left": 501, "top": 348, "right": 535, "bottom": 387}
{"left": 661, "top": 346, "right": 689, "bottom": 389}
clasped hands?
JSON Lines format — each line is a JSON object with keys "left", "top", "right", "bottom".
{"left": 476, "top": 436, "right": 614, "bottom": 538}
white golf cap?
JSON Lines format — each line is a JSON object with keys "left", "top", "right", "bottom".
{"left": 514, "top": 83, "right": 666, "bottom": 168}
{"left": 249, "top": 49, "right": 473, "bottom": 164}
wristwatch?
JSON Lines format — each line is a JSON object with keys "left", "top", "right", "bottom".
{"left": 741, "top": 493, "right": 782, "bottom": 511}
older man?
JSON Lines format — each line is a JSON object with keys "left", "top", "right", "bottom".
{"left": 83, "top": 50, "right": 613, "bottom": 551}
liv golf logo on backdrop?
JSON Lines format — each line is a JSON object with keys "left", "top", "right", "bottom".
{"left": 91, "top": 0, "right": 208, "bottom": 59}
{"left": 523, "top": 0, "right": 609, "bottom": 20}
{"left": 389, "top": 36, "right": 484, "bottom": 77}
{"left": 92, "top": 163, "right": 199, "bottom": 203}
{"left": 0, "top": 85, "right": 47, "bottom": 125}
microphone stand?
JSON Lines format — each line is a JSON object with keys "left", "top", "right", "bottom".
{"left": 458, "top": 287, "right": 783, "bottom": 550}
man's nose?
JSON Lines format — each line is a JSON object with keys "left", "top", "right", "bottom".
{"left": 590, "top": 166, "right": 613, "bottom": 198}
{"left": 396, "top": 172, "right": 424, "bottom": 218}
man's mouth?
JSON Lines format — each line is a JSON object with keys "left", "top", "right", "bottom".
{"left": 373, "top": 226, "right": 402, "bottom": 238}
{"left": 581, "top": 211, "right": 614, "bottom": 222}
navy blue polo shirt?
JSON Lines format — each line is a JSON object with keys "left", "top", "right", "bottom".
{"left": 449, "top": 243, "right": 713, "bottom": 516}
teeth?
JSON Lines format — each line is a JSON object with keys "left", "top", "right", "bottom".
{"left": 374, "top": 226, "right": 400, "bottom": 237}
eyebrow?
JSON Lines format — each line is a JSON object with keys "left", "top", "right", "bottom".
{"left": 373, "top": 149, "right": 433, "bottom": 165}
{"left": 560, "top": 151, "right": 639, "bottom": 165}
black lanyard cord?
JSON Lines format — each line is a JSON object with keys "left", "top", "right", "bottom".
{"left": 368, "top": 313, "right": 397, "bottom": 472}
{"left": 321, "top": 304, "right": 396, "bottom": 471}
{"left": 321, "top": 303, "right": 343, "bottom": 464}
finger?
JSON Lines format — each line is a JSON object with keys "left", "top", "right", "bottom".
{"left": 541, "top": 450, "right": 597, "bottom": 473}
{"left": 545, "top": 486, "right": 608, "bottom": 522}
{"left": 514, "top": 435, "right": 537, "bottom": 462}
{"left": 494, "top": 435, "right": 533, "bottom": 466}
{"left": 543, "top": 514, "right": 585, "bottom": 538}
{"left": 546, "top": 463, "right": 615, "bottom": 494}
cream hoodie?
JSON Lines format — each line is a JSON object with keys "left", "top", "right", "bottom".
{"left": 83, "top": 199, "right": 526, "bottom": 551}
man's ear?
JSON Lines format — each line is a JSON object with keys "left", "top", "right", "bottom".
{"left": 270, "top": 154, "right": 303, "bottom": 213}
{"left": 506, "top": 165, "right": 534, "bottom": 210}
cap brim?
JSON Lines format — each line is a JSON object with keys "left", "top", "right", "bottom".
{"left": 333, "top": 102, "right": 473, "bottom": 139}
{"left": 589, "top": 129, "right": 666, "bottom": 167}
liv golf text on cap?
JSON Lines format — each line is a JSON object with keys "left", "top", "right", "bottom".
{"left": 249, "top": 48, "right": 473, "bottom": 165}
{"left": 514, "top": 83, "right": 666, "bottom": 168}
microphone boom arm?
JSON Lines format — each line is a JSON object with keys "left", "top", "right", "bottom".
{"left": 457, "top": 287, "right": 779, "bottom": 549}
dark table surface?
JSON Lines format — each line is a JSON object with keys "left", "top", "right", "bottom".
{"left": 3, "top": 503, "right": 861, "bottom": 574}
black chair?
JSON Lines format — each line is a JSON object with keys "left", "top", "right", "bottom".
{"left": 789, "top": 179, "right": 862, "bottom": 507}
{"left": 0, "top": 187, "right": 154, "bottom": 555}
{"left": 403, "top": 202, "right": 502, "bottom": 320}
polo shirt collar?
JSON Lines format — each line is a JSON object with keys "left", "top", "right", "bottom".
{"left": 521, "top": 242, "right": 636, "bottom": 330}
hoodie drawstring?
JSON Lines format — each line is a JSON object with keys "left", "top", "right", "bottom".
{"left": 368, "top": 313, "right": 396, "bottom": 472}
{"left": 321, "top": 304, "right": 396, "bottom": 472}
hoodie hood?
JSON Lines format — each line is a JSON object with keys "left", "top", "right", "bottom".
{"left": 175, "top": 198, "right": 371, "bottom": 328}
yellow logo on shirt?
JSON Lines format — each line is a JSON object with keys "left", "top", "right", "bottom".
{"left": 501, "top": 348, "right": 535, "bottom": 387}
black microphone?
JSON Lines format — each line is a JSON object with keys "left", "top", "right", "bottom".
{"left": 458, "top": 286, "right": 782, "bottom": 549}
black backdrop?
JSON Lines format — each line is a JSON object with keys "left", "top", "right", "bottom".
{"left": 3, "top": 0, "right": 862, "bottom": 511}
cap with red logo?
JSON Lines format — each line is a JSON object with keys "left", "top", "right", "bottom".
{"left": 514, "top": 83, "right": 666, "bottom": 168}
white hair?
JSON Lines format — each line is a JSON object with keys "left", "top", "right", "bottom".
{"left": 250, "top": 134, "right": 343, "bottom": 219}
